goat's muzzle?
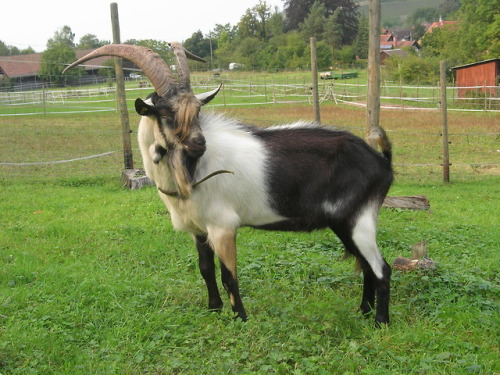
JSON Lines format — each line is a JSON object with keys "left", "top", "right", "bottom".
{"left": 183, "top": 132, "right": 206, "bottom": 159}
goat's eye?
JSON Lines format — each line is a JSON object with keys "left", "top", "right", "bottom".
{"left": 165, "top": 116, "right": 175, "bottom": 124}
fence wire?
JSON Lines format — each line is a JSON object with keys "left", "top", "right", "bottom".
{"left": 1, "top": 76, "right": 498, "bottom": 183}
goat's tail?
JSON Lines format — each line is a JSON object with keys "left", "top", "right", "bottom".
{"left": 370, "top": 127, "right": 392, "bottom": 164}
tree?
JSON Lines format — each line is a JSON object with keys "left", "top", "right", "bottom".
{"left": 407, "top": 1, "right": 460, "bottom": 41}
{"left": 438, "top": 0, "right": 461, "bottom": 17}
{"left": 183, "top": 31, "right": 212, "bottom": 60}
{"left": 315, "top": 40, "right": 333, "bottom": 69}
{"left": 458, "top": 0, "right": 500, "bottom": 60}
{"left": 0, "top": 41, "right": 34, "bottom": 56}
{"left": 284, "top": 0, "right": 358, "bottom": 39}
{"left": 39, "top": 46, "right": 77, "bottom": 85}
{"left": 0, "top": 41, "right": 10, "bottom": 56}
{"left": 419, "top": 0, "right": 499, "bottom": 63}
{"left": 408, "top": 7, "right": 440, "bottom": 25}
{"left": 212, "top": 24, "right": 238, "bottom": 68}
{"left": 47, "top": 25, "right": 75, "bottom": 49}
{"left": 352, "top": 15, "right": 368, "bottom": 59}
{"left": 256, "top": 1, "right": 273, "bottom": 40}
{"left": 323, "top": 8, "right": 343, "bottom": 52}
{"left": 267, "top": 7, "right": 285, "bottom": 39}
{"left": 39, "top": 26, "right": 77, "bottom": 85}
{"left": 383, "top": 54, "right": 440, "bottom": 85}
{"left": 237, "top": 0, "right": 273, "bottom": 41}
{"left": 233, "top": 37, "right": 266, "bottom": 68}
{"left": 124, "top": 39, "right": 171, "bottom": 63}
{"left": 420, "top": 23, "right": 465, "bottom": 67}
{"left": 299, "top": 1, "right": 327, "bottom": 40}
{"left": 285, "top": 0, "right": 359, "bottom": 45}
{"left": 77, "top": 34, "right": 109, "bottom": 49}
{"left": 266, "top": 31, "right": 308, "bottom": 70}
{"left": 20, "top": 47, "right": 35, "bottom": 54}
{"left": 6, "top": 45, "right": 20, "bottom": 56}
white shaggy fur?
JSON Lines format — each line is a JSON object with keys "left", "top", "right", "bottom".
{"left": 138, "top": 112, "right": 285, "bottom": 234}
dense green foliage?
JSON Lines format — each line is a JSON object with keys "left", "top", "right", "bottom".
{"left": 418, "top": 0, "right": 500, "bottom": 62}
{"left": 39, "top": 26, "right": 78, "bottom": 85}
{"left": 383, "top": 53, "right": 441, "bottom": 85}
{"left": 0, "top": 41, "right": 34, "bottom": 56}
{"left": 76, "top": 34, "right": 110, "bottom": 50}
{"left": 385, "top": 0, "right": 499, "bottom": 84}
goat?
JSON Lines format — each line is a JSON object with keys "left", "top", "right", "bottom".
{"left": 64, "top": 44, "right": 394, "bottom": 326}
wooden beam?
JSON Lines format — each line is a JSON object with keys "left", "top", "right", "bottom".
{"left": 383, "top": 195, "right": 430, "bottom": 210}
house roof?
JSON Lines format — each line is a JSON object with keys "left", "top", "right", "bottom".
{"left": 384, "top": 28, "right": 413, "bottom": 41}
{"left": 0, "top": 53, "right": 41, "bottom": 78}
{"left": 451, "top": 58, "right": 500, "bottom": 70}
{"left": 0, "top": 49, "right": 112, "bottom": 79}
{"left": 379, "top": 33, "right": 420, "bottom": 50}
{"left": 381, "top": 49, "right": 409, "bottom": 58}
{"left": 397, "top": 40, "right": 419, "bottom": 48}
{"left": 426, "top": 20, "right": 457, "bottom": 34}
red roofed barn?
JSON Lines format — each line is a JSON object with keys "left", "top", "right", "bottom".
{"left": 0, "top": 50, "right": 128, "bottom": 90}
{"left": 452, "top": 59, "right": 500, "bottom": 98}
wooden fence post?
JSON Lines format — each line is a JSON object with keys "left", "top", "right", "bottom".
{"left": 310, "top": 37, "right": 321, "bottom": 124}
{"left": 366, "top": 0, "right": 381, "bottom": 148}
{"left": 111, "top": 2, "right": 134, "bottom": 170}
{"left": 440, "top": 60, "right": 450, "bottom": 183}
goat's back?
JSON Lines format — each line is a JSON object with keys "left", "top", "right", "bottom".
{"left": 194, "top": 116, "right": 392, "bottom": 231}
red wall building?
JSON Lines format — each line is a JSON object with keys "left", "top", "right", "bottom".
{"left": 452, "top": 59, "right": 500, "bottom": 98}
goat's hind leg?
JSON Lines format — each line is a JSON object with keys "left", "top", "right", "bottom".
{"left": 332, "top": 205, "right": 391, "bottom": 326}
{"left": 195, "top": 235, "right": 223, "bottom": 312}
{"left": 351, "top": 205, "right": 391, "bottom": 326}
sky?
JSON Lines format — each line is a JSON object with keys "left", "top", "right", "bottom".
{"left": 1, "top": 0, "right": 284, "bottom": 52}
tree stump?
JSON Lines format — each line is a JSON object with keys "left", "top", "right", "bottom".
{"left": 393, "top": 240, "right": 436, "bottom": 271}
{"left": 393, "top": 256, "right": 436, "bottom": 271}
{"left": 121, "top": 169, "right": 154, "bottom": 190}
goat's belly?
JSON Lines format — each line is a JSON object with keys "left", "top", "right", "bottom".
{"left": 239, "top": 212, "right": 287, "bottom": 228}
{"left": 249, "top": 218, "right": 327, "bottom": 232}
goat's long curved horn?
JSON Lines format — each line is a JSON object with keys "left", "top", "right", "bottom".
{"left": 169, "top": 42, "right": 207, "bottom": 91}
{"left": 63, "top": 44, "right": 173, "bottom": 97}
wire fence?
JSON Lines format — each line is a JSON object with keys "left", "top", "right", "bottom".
{"left": 0, "top": 75, "right": 499, "bottom": 184}
{"left": 1, "top": 76, "right": 500, "bottom": 116}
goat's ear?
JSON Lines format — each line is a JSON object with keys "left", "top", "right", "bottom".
{"left": 196, "top": 84, "right": 221, "bottom": 106}
{"left": 135, "top": 98, "right": 156, "bottom": 116}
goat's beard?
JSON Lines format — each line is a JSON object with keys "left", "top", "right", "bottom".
{"left": 167, "top": 146, "right": 201, "bottom": 199}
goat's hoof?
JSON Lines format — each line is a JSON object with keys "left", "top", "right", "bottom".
{"left": 374, "top": 319, "right": 389, "bottom": 329}
{"left": 233, "top": 311, "right": 248, "bottom": 322}
{"left": 208, "top": 302, "right": 223, "bottom": 313}
{"left": 360, "top": 303, "right": 374, "bottom": 317}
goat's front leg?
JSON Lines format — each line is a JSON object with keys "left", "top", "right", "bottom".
{"left": 207, "top": 227, "right": 247, "bottom": 321}
{"left": 194, "top": 235, "right": 223, "bottom": 312}
{"left": 195, "top": 234, "right": 223, "bottom": 312}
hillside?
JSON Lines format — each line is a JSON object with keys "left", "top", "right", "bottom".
{"left": 356, "top": 0, "right": 445, "bottom": 27}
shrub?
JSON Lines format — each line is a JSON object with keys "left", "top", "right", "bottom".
{"left": 384, "top": 54, "right": 440, "bottom": 85}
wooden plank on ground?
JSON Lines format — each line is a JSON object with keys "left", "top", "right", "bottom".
{"left": 383, "top": 195, "right": 430, "bottom": 210}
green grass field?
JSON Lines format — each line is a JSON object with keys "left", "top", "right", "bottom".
{"left": 0, "top": 176, "right": 498, "bottom": 374}
{"left": 0, "top": 83, "right": 499, "bottom": 373}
